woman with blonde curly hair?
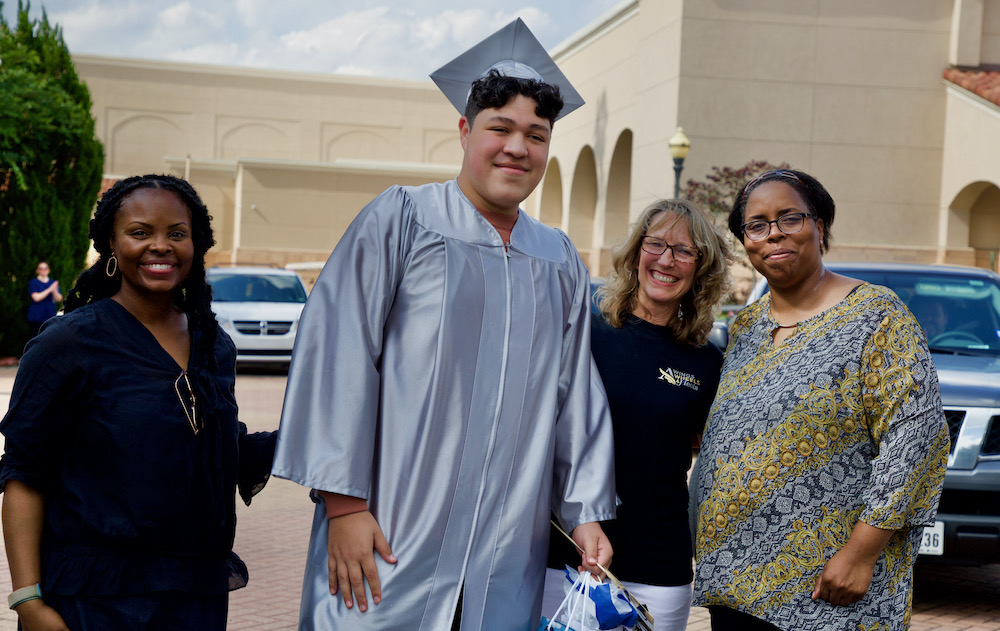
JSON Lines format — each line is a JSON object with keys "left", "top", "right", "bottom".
{"left": 544, "top": 199, "right": 732, "bottom": 631}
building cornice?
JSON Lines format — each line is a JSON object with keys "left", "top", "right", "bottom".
{"left": 72, "top": 53, "right": 433, "bottom": 90}
{"left": 944, "top": 81, "right": 1000, "bottom": 118}
{"left": 164, "top": 157, "right": 238, "bottom": 175}
{"left": 551, "top": 0, "right": 639, "bottom": 62}
{"left": 223, "top": 156, "right": 460, "bottom": 178}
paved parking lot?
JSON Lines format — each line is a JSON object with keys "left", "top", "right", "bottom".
{"left": 1, "top": 367, "right": 999, "bottom": 629}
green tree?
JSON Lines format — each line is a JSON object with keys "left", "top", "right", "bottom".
{"left": 0, "top": 0, "right": 104, "bottom": 357}
{"left": 682, "top": 159, "right": 791, "bottom": 302}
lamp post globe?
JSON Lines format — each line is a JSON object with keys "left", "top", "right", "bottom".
{"left": 668, "top": 126, "right": 691, "bottom": 198}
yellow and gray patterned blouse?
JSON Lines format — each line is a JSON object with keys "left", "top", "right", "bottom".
{"left": 693, "top": 283, "right": 949, "bottom": 631}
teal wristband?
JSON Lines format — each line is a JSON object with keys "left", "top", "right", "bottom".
{"left": 8, "top": 583, "right": 42, "bottom": 610}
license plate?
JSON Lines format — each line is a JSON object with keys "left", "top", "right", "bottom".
{"left": 918, "top": 521, "right": 944, "bottom": 555}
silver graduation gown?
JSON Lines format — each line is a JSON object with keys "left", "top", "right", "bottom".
{"left": 272, "top": 179, "right": 617, "bottom": 631}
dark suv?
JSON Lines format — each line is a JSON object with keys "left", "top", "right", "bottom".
{"left": 747, "top": 262, "right": 1000, "bottom": 565}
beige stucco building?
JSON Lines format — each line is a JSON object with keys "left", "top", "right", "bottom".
{"left": 75, "top": 0, "right": 1000, "bottom": 284}
{"left": 78, "top": 58, "right": 464, "bottom": 275}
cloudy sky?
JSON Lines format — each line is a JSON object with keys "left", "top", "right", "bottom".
{"left": 2, "top": 0, "right": 623, "bottom": 79}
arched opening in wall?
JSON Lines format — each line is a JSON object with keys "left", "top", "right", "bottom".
{"left": 961, "top": 181, "right": 1000, "bottom": 269}
{"left": 221, "top": 122, "right": 293, "bottom": 161}
{"left": 539, "top": 158, "right": 562, "bottom": 227}
{"left": 110, "top": 115, "right": 185, "bottom": 175}
{"left": 605, "top": 130, "right": 633, "bottom": 246}
{"left": 325, "top": 130, "right": 392, "bottom": 161}
{"left": 427, "top": 134, "right": 463, "bottom": 164}
{"left": 568, "top": 147, "right": 597, "bottom": 252}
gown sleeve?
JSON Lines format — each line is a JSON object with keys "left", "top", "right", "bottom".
{"left": 0, "top": 318, "right": 87, "bottom": 493}
{"left": 859, "top": 303, "right": 949, "bottom": 531}
{"left": 270, "top": 186, "right": 414, "bottom": 497}
{"left": 550, "top": 243, "right": 618, "bottom": 532}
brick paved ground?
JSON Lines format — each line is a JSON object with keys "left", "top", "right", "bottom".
{"left": 2, "top": 366, "right": 1000, "bottom": 630}
{"left": 226, "top": 372, "right": 311, "bottom": 630}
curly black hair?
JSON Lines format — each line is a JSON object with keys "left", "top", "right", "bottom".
{"left": 464, "top": 69, "right": 564, "bottom": 126}
{"left": 64, "top": 174, "right": 220, "bottom": 370}
{"left": 728, "top": 169, "right": 836, "bottom": 253}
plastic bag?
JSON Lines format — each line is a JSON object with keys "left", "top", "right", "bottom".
{"left": 538, "top": 567, "right": 640, "bottom": 631}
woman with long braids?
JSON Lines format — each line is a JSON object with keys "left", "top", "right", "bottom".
{"left": 1, "top": 174, "right": 276, "bottom": 630}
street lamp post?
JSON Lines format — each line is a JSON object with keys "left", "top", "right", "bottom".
{"left": 668, "top": 126, "right": 690, "bottom": 198}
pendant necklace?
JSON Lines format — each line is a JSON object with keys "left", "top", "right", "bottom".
{"left": 770, "top": 309, "right": 801, "bottom": 330}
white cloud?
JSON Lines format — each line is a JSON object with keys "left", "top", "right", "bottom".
{"left": 47, "top": 1, "right": 147, "bottom": 50}
{"left": 3, "top": 0, "right": 623, "bottom": 78}
{"left": 233, "top": 0, "right": 265, "bottom": 27}
{"left": 166, "top": 42, "right": 242, "bottom": 66}
{"left": 281, "top": 7, "right": 390, "bottom": 57}
{"left": 158, "top": 2, "right": 193, "bottom": 28}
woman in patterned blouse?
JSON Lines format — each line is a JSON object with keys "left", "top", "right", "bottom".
{"left": 692, "top": 169, "right": 949, "bottom": 631}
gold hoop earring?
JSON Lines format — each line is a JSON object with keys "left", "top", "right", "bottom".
{"left": 105, "top": 254, "right": 118, "bottom": 277}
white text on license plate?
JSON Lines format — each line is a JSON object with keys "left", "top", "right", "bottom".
{"left": 919, "top": 521, "right": 944, "bottom": 555}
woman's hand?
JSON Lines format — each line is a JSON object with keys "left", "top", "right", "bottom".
{"left": 811, "top": 546, "right": 876, "bottom": 606}
{"left": 812, "top": 521, "right": 894, "bottom": 606}
{"left": 15, "top": 599, "right": 70, "bottom": 631}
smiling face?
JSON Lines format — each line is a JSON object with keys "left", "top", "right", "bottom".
{"left": 110, "top": 187, "right": 195, "bottom": 304}
{"left": 456, "top": 94, "right": 551, "bottom": 216}
{"left": 634, "top": 212, "right": 698, "bottom": 325}
{"left": 741, "top": 180, "right": 824, "bottom": 288}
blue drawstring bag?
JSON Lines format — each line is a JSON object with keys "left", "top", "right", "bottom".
{"left": 538, "top": 567, "right": 640, "bottom": 631}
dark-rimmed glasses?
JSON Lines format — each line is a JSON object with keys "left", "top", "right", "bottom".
{"left": 640, "top": 236, "right": 700, "bottom": 263}
{"left": 741, "top": 212, "right": 812, "bottom": 241}
{"left": 174, "top": 371, "right": 201, "bottom": 435}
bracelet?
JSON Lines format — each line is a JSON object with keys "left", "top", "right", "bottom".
{"left": 8, "top": 583, "right": 42, "bottom": 610}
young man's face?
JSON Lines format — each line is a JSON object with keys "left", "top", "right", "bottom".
{"left": 457, "top": 94, "right": 551, "bottom": 216}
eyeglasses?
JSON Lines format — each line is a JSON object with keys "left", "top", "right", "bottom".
{"left": 741, "top": 212, "right": 813, "bottom": 241}
{"left": 640, "top": 236, "right": 700, "bottom": 263}
{"left": 174, "top": 371, "right": 201, "bottom": 435}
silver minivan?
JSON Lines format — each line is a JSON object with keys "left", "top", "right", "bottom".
{"left": 206, "top": 266, "right": 308, "bottom": 365}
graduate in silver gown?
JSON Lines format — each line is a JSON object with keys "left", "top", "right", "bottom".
{"left": 272, "top": 19, "right": 618, "bottom": 631}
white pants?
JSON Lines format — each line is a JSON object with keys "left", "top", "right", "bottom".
{"left": 541, "top": 567, "right": 692, "bottom": 631}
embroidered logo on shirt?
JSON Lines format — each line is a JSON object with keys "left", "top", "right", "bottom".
{"left": 659, "top": 367, "right": 701, "bottom": 391}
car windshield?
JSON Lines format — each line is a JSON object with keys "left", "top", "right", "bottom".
{"left": 847, "top": 270, "right": 1000, "bottom": 356}
{"left": 208, "top": 273, "right": 307, "bottom": 303}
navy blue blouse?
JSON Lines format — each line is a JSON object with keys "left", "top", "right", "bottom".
{"left": 0, "top": 298, "right": 276, "bottom": 596}
{"left": 27, "top": 278, "right": 59, "bottom": 323}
